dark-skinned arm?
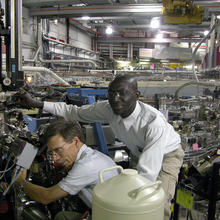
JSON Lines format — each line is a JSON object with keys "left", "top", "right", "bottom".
{"left": 16, "top": 91, "right": 44, "bottom": 109}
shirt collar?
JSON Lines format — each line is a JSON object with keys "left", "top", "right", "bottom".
{"left": 75, "top": 144, "right": 87, "bottom": 162}
{"left": 122, "top": 101, "right": 141, "bottom": 128}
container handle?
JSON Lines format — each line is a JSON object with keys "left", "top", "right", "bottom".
{"left": 99, "top": 166, "right": 123, "bottom": 183}
{"left": 128, "top": 181, "right": 162, "bottom": 200}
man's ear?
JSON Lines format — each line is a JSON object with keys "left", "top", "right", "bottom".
{"left": 136, "top": 91, "right": 140, "bottom": 98}
{"left": 72, "top": 136, "right": 78, "bottom": 143}
{"left": 73, "top": 136, "right": 81, "bottom": 147}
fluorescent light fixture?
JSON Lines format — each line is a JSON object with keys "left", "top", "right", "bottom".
{"left": 140, "top": 59, "right": 150, "bottom": 62}
{"left": 141, "top": 6, "right": 162, "bottom": 13}
{"left": 185, "top": 65, "right": 192, "bottom": 69}
{"left": 161, "top": 60, "right": 169, "bottom": 63}
{"left": 116, "top": 60, "right": 130, "bottom": 67}
{"left": 116, "top": 60, "right": 130, "bottom": 64}
{"left": 72, "top": 3, "right": 86, "bottom": 7}
{"left": 204, "top": 30, "right": 209, "bottom": 36}
{"left": 129, "top": 66, "right": 134, "bottom": 71}
{"left": 156, "top": 33, "right": 164, "bottom": 42}
{"left": 106, "top": 26, "right": 113, "bottom": 35}
{"left": 82, "top": 16, "right": 90, "bottom": 20}
{"left": 217, "top": 15, "right": 220, "bottom": 19}
{"left": 150, "top": 17, "right": 160, "bottom": 29}
{"left": 140, "top": 61, "right": 150, "bottom": 64}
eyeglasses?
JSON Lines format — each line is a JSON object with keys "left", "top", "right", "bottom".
{"left": 108, "top": 90, "right": 127, "bottom": 99}
{"left": 47, "top": 141, "right": 71, "bottom": 157}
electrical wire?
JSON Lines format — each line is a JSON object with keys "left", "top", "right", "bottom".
{"left": 0, "top": 153, "right": 16, "bottom": 182}
{"left": 183, "top": 144, "right": 219, "bottom": 162}
{"left": 0, "top": 153, "right": 16, "bottom": 173}
{"left": 0, "top": 159, "right": 16, "bottom": 179}
{"left": 0, "top": 154, "right": 11, "bottom": 175}
{"left": 2, "top": 165, "right": 24, "bottom": 196}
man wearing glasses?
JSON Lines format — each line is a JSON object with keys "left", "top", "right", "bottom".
{"left": 17, "top": 74, "right": 184, "bottom": 220}
{"left": 15, "top": 120, "right": 118, "bottom": 220}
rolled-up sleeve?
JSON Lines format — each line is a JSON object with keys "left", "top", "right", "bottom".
{"left": 58, "top": 163, "right": 96, "bottom": 195}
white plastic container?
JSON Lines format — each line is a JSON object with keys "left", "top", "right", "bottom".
{"left": 92, "top": 166, "right": 165, "bottom": 220}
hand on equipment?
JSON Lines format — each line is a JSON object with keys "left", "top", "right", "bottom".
{"left": 14, "top": 90, "right": 43, "bottom": 109}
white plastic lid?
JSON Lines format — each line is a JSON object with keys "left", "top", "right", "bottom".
{"left": 93, "top": 168, "right": 165, "bottom": 214}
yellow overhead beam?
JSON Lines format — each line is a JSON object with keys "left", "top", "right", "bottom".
{"left": 162, "top": 0, "right": 204, "bottom": 24}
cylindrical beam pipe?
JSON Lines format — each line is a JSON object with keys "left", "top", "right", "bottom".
{"left": 39, "top": 56, "right": 98, "bottom": 68}
{"left": 22, "top": 66, "right": 70, "bottom": 86}
{"left": 192, "top": 17, "right": 218, "bottom": 82}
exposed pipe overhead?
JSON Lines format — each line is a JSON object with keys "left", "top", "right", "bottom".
{"left": 88, "top": 69, "right": 195, "bottom": 74}
{"left": 191, "top": 17, "right": 219, "bottom": 82}
{"left": 29, "top": 4, "right": 163, "bottom": 17}
{"left": 39, "top": 57, "right": 98, "bottom": 68}
{"left": 27, "top": 2, "right": 220, "bottom": 18}
{"left": 24, "top": 47, "right": 41, "bottom": 63}
{"left": 23, "top": 0, "right": 83, "bottom": 7}
{"left": 41, "top": 34, "right": 98, "bottom": 67}
{"left": 196, "top": 0, "right": 220, "bottom": 7}
{"left": 22, "top": 0, "right": 220, "bottom": 9}
{"left": 42, "top": 34, "right": 98, "bottom": 56}
{"left": 90, "top": 23, "right": 210, "bottom": 31}
{"left": 75, "top": 15, "right": 161, "bottom": 21}
{"left": 97, "top": 37, "right": 202, "bottom": 43}
{"left": 69, "top": 18, "right": 100, "bottom": 36}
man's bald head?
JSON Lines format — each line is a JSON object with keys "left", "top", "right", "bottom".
{"left": 109, "top": 74, "right": 138, "bottom": 92}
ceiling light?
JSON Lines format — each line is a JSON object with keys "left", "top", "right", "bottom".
{"left": 185, "top": 65, "right": 192, "bottom": 69}
{"left": 116, "top": 60, "right": 130, "bottom": 67}
{"left": 82, "top": 16, "right": 90, "bottom": 20}
{"left": 72, "top": 3, "right": 86, "bottom": 7}
{"left": 140, "top": 59, "right": 150, "bottom": 62}
{"left": 156, "top": 33, "right": 163, "bottom": 41}
{"left": 106, "top": 26, "right": 113, "bottom": 35}
{"left": 204, "top": 30, "right": 209, "bottom": 36}
{"left": 140, "top": 61, "right": 150, "bottom": 64}
{"left": 150, "top": 17, "right": 160, "bottom": 29}
{"left": 161, "top": 60, "right": 169, "bottom": 63}
{"left": 129, "top": 66, "right": 134, "bottom": 71}
{"left": 141, "top": 6, "right": 162, "bottom": 13}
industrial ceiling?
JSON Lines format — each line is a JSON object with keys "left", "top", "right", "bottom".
{"left": 22, "top": 0, "right": 220, "bottom": 62}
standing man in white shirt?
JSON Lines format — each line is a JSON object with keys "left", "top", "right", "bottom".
{"left": 17, "top": 74, "right": 184, "bottom": 220}
{"left": 15, "top": 120, "right": 118, "bottom": 220}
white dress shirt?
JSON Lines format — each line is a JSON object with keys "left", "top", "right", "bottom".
{"left": 58, "top": 144, "right": 118, "bottom": 208}
{"left": 44, "top": 100, "right": 181, "bottom": 181}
